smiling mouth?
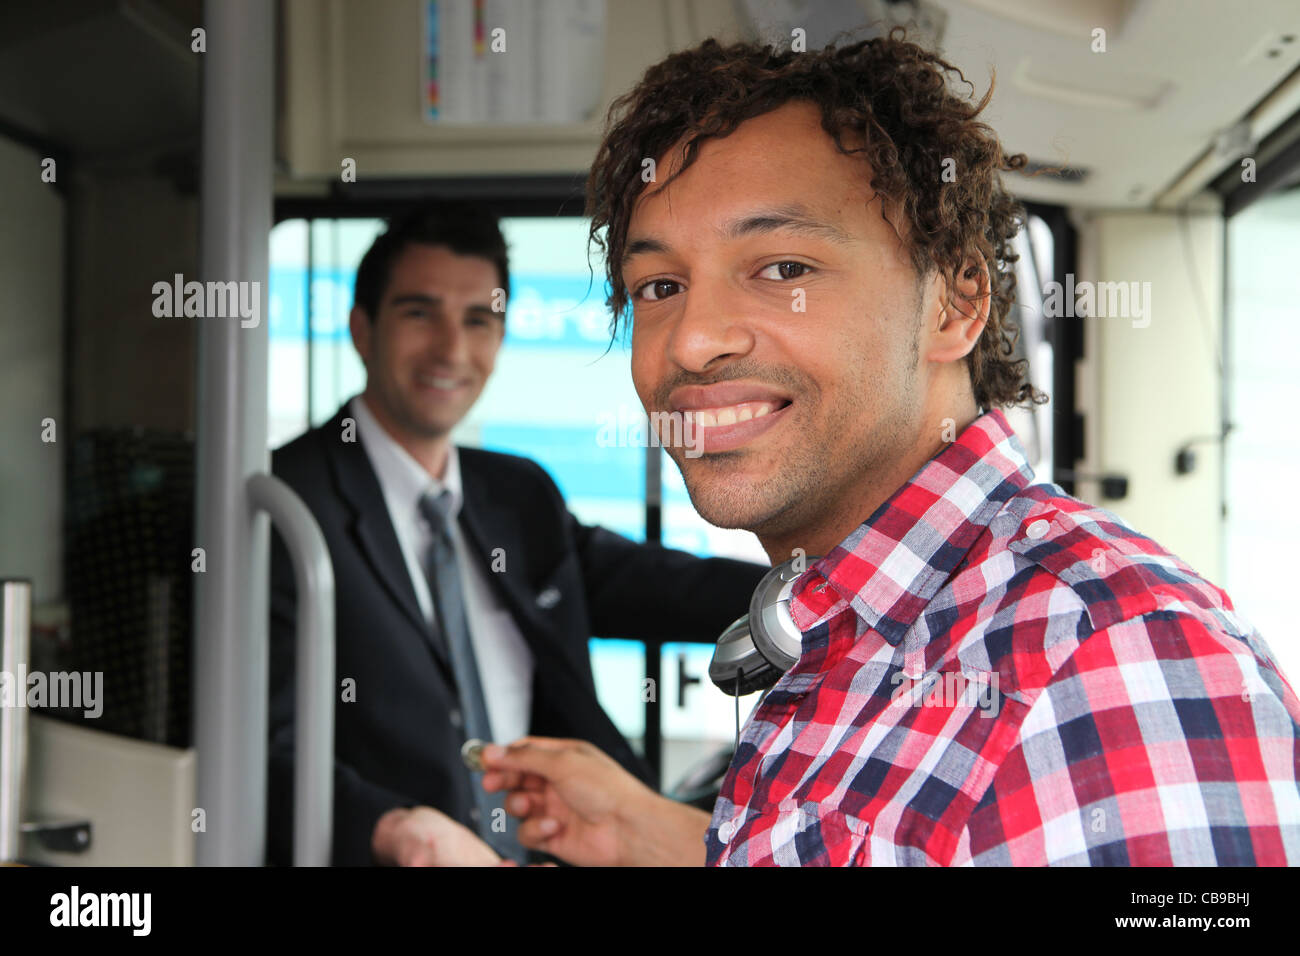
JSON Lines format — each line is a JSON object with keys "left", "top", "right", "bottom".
{"left": 667, "top": 399, "right": 794, "bottom": 456}
{"left": 416, "top": 373, "right": 470, "bottom": 391}
{"left": 682, "top": 399, "right": 791, "bottom": 429}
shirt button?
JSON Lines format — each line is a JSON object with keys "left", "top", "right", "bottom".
{"left": 1026, "top": 519, "right": 1050, "bottom": 540}
{"left": 718, "top": 819, "right": 736, "bottom": 842}
{"left": 450, "top": 709, "right": 463, "bottom": 729}
{"left": 469, "top": 807, "right": 481, "bottom": 823}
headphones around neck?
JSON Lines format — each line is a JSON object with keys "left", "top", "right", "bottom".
{"left": 708, "top": 557, "right": 821, "bottom": 696}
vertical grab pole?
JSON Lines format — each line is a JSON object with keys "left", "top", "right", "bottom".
{"left": 193, "top": 0, "right": 274, "bottom": 866}
{"left": 0, "top": 580, "right": 32, "bottom": 863}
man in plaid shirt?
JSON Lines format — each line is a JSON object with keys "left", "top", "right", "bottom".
{"left": 701, "top": 406, "right": 1298, "bottom": 865}
{"left": 476, "top": 34, "right": 1300, "bottom": 865}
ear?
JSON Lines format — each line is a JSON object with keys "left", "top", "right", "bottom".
{"left": 349, "top": 305, "right": 373, "bottom": 366}
{"left": 926, "top": 257, "right": 990, "bottom": 364}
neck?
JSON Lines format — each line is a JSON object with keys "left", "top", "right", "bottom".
{"left": 360, "top": 390, "right": 450, "bottom": 480}
{"left": 757, "top": 391, "right": 980, "bottom": 566}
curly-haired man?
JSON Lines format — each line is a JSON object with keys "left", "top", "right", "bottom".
{"left": 477, "top": 31, "right": 1300, "bottom": 866}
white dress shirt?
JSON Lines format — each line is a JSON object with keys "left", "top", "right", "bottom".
{"left": 350, "top": 395, "right": 534, "bottom": 745}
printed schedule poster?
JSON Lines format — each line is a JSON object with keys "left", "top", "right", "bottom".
{"left": 424, "top": 0, "right": 606, "bottom": 124}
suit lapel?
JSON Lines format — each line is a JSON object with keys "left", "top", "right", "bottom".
{"left": 457, "top": 454, "right": 548, "bottom": 638}
{"left": 320, "top": 404, "right": 453, "bottom": 674}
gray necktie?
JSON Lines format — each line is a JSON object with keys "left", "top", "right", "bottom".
{"left": 419, "top": 489, "right": 523, "bottom": 862}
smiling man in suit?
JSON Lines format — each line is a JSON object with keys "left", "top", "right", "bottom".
{"left": 265, "top": 201, "right": 765, "bottom": 866}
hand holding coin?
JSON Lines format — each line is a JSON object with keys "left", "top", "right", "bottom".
{"left": 461, "top": 738, "right": 489, "bottom": 772}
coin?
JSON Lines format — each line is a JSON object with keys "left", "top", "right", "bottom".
{"left": 461, "top": 738, "right": 488, "bottom": 772}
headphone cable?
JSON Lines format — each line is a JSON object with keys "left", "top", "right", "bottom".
{"left": 734, "top": 675, "right": 741, "bottom": 753}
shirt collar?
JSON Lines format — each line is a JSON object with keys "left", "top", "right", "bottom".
{"left": 796, "top": 410, "right": 1034, "bottom": 646}
{"left": 349, "top": 394, "right": 463, "bottom": 522}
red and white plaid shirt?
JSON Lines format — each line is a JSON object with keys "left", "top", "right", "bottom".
{"left": 706, "top": 410, "right": 1300, "bottom": 865}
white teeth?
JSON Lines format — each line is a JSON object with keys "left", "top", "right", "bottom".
{"left": 420, "top": 376, "right": 460, "bottom": 389}
{"left": 683, "top": 401, "right": 781, "bottom": 427}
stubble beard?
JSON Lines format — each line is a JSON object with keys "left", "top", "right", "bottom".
{"left": 373, "top": 374, "right": 458, "bottom": 443}
{"left": 672, "top": 385, "right": 914, "bottom": 545}
{"left": 671, "top": 322, "right": 923, "bottom": 547}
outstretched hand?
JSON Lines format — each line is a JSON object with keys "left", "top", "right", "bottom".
{"left": 371, "top": 805, "right": 500, "bottom": 867}
{"left": 480, "top": 737, "right": 710, "bottom": 867}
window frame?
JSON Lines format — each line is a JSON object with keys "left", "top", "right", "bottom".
{"left": 272, "top": 184, "right": 1079, "bottom": 788}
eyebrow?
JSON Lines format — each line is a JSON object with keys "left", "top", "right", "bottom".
{"left": 389, "top": 293, "right": 437, "bottom": 307}
{"left": 622, "top": 203, "right": 855, "bottom": 265}
{"left": 388, "top": 293, "right": 501, "bottom": 317}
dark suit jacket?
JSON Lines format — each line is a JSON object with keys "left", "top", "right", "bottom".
{"left": 267, "top": 402, "right": 766, "bottom": 865}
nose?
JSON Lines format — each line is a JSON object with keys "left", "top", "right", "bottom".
{"left": 664, "top": 271, "right": 755, "bottom": 374}
{"left": 427, "top": 308, "right": 472, "bottom": 367}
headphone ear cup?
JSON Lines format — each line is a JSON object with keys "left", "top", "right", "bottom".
{"left": 708, "top": 559, "right": 819, "bottom": 696}
{"left": 709, "top": 615, "right": 781, "bottom": 695}
{"left": 746, "top": 560, "right": 808, "bottom": 674}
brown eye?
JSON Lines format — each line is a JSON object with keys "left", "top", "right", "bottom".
{"left": 637, "top": 279, "right": 682, "bottom": 301}
{"left": 759, "top": 262, "right": 811, "bottom": 281}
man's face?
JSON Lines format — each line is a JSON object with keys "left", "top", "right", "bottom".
{"left": 624, "top": 100, "right": 932, "bottom": 545}
{"left": 352, "top": 243, "right": 505, "bottom": 441}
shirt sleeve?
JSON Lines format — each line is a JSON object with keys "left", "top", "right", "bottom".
{"left": 952, "top": 609, "right": 1300, "bottom": 865}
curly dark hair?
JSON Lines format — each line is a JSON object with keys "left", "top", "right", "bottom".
{"left": 585, "top": 28, "right": 1044, "bottom": 408}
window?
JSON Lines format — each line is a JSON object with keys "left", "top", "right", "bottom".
{"left": 1004, "top": 212, "right": 1057, "bottom": 480}
{"left": 1225, "top": 186, "right": 1300, "bottom": 683}
{"left": 268, "top": 214, "right": 656, "bottom": 762}
{"left": 267, "top": 206, "right": 1067, "bottom": 790}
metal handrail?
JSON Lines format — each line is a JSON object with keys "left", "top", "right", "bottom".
{"left": 248, "top": 474, "right": 335, "bottom": 866}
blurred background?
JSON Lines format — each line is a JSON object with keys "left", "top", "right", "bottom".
{"left": 1, "top": 0, "right": 1298, "bottom": 864}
